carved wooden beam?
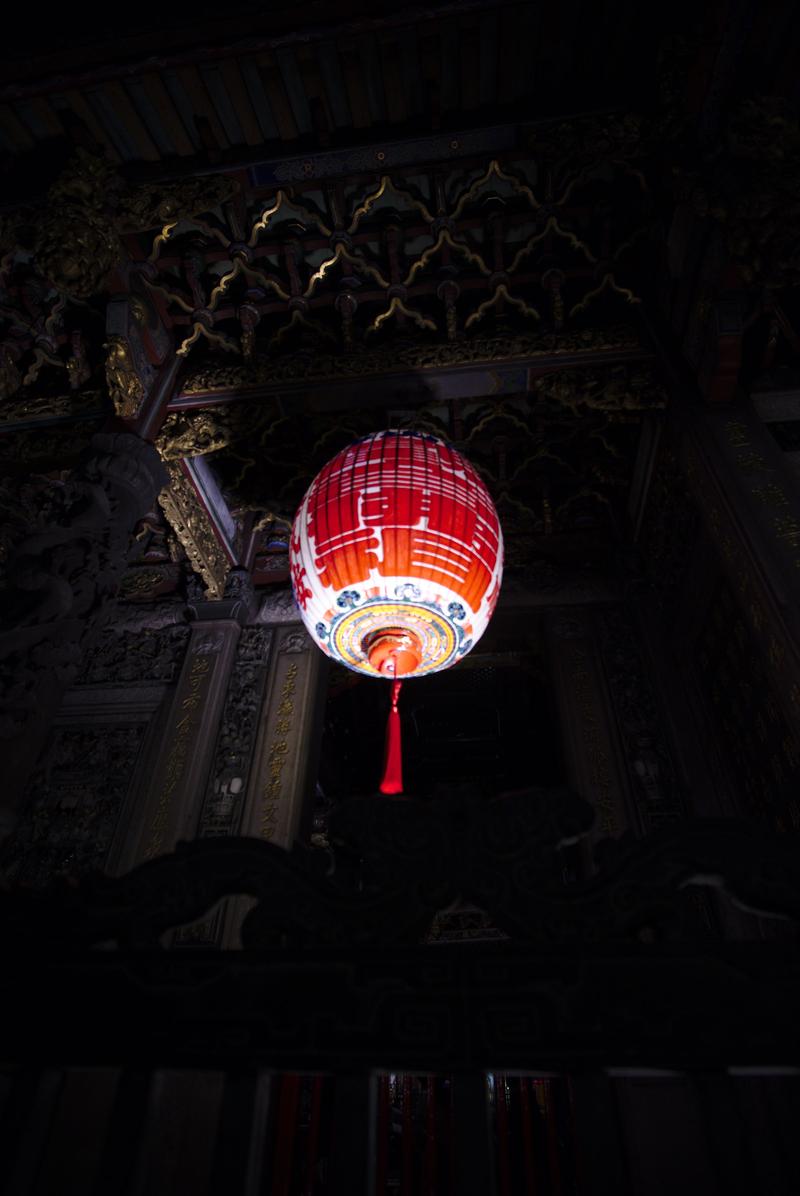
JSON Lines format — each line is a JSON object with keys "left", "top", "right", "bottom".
{"left": 157, "top": 460, "right": 232, "bottom": 600}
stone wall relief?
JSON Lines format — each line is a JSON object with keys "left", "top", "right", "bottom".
{"left": 0, "top": 722, "right": 148, "bottom": 887}
{"left": 0, "top": 433, "right": 167, "bottom": 818}
{"left": 75, "top": 613, "right": 190, "bottom": 687}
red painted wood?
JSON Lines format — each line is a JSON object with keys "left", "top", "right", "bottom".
{"left": 301, "top": 1076, "right": 324, "bottom": 1196}
{"left": 272, "top": 1073, "right": 302, "bottom": 1196}
{"left": 423, "top": 1075, "right": 437, "bottom": 1196}
{"left": 519, "top": 1077, "right": 537, "bottom": 1196}
{"left": 495, "top": 1074, "right": 511, "bottom": 1196}
{"left": 401, "top": 1075, "right": 414, "bottom": 1196}
{"left": 375, "top": 1075, "right": 390, "bottom": 1196}
{"left": 543, "top": 1080, "right": 563, "bottom": 1195}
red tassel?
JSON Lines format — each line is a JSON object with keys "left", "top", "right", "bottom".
{"left": 379, "top": 679, "right": 404, "bottom": 794}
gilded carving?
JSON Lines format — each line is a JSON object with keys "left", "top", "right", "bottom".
{"left": 260, "top": 661, "right": 298, "bottom": 842}
{"left": 180, "top": 325, "right": 642, "bottom": 395}
{"left": 117, "top": 175, "right": 239, "bottom": 237}
{"left": 156, "top": 408, "right": 254, "bottom": 460}
{"left": 157, "top": 462, "right": 230, "bottom": 599}
{"left": 105, "top": 336, "right": 146, "bottom": 419}
{"left": 534, "top": 364, "right": 667, "bottom": 415}
{"left": 0, "top": 389, "right": 104, "bottom": 426}
{"left": 33, "top": 151, "right": 120, "bottom": 299}
{"left": 118, "top": 564, "right": 180, "bottom": 602}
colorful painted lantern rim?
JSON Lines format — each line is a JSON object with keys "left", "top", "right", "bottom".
{"left": 314, "top": 587, "right": 476, "bottom": 678}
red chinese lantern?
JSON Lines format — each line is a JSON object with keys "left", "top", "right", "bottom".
{"left": 290, "top": 430, "right": 503, "bottom": 793}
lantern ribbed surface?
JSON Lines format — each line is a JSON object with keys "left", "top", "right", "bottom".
{"left": 290, "top": 430, "right": 503, "bottom": 678}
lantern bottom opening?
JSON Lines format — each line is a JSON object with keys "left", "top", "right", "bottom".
{"left": 363, "top": 627, "right": 424, "bottom": 677}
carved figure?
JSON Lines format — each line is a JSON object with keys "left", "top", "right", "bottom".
{"left": 105, "top": 336, "right": 145, "bottom": 419}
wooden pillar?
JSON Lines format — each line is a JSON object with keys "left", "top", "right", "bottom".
{"left": 3, "top": 1069, "right": 63, "bottom": 1196}
{"left": 546, "top": 610, "right": 633, "bottom": 851}
{"left": 569, "top": 1073, "right": 631, "bottom": 1196}
{"left": 613, "top": 1073, "right": 720, "bottom": 1196}
{"left": 451, "top": 1073, "right": 496, "bottom": 1196}
{"left": 327, "top": 1074, "right": 377, "bottom": 1196}
{"left": 128, "top": 1069, "right": 225, "bottom": 1196}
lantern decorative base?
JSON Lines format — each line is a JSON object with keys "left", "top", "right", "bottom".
{"left": 364, "top": 628, "right": 423, "bottom": 677}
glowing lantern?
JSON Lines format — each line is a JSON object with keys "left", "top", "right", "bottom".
{"left": 290, "top": 429, "right": 503, "bottom": 791}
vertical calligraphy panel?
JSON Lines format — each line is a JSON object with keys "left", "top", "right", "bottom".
{"left": 243, "top": 626, "right": 326, "bottom": 851}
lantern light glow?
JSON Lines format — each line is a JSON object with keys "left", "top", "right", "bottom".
{"left": 289, "top": 429, "right": 503, "bottom": 680}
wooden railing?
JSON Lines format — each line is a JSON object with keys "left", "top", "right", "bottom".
{"left": 2, "top": 787, "right": 800, "bottom": 1192}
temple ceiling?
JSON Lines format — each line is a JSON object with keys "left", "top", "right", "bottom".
{"left": 1, "top": 0, "right": 798, "bottom": 605}
{"left": 0, "top": 0, "right": 701, "bottom": 181}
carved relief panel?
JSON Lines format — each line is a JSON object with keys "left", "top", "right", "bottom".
{"left": 1, "top": 723, "right": 148, "bottom": 886}
{"left": 125, "top": 621, "right": 241, "bottom": 868}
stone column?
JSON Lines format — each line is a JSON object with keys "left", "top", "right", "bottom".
{"left": 176, "top": 590, "right": 326, "bottom": 947}
{"left": 169, "top": 619, "right": 275, "bottom": 948}
{"left": 119, "top": 619, "right": 241, "bottom": 870}
{"left": 0, "top": 433, "right": 167, "bottom": 840}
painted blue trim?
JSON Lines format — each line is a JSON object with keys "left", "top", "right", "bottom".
{"left": 249, "top": 123, "right": 516, "bottom": 186}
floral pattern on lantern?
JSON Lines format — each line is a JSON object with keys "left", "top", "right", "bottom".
{"left": 290, "top": 430, "right": 503, "bottom": 678}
